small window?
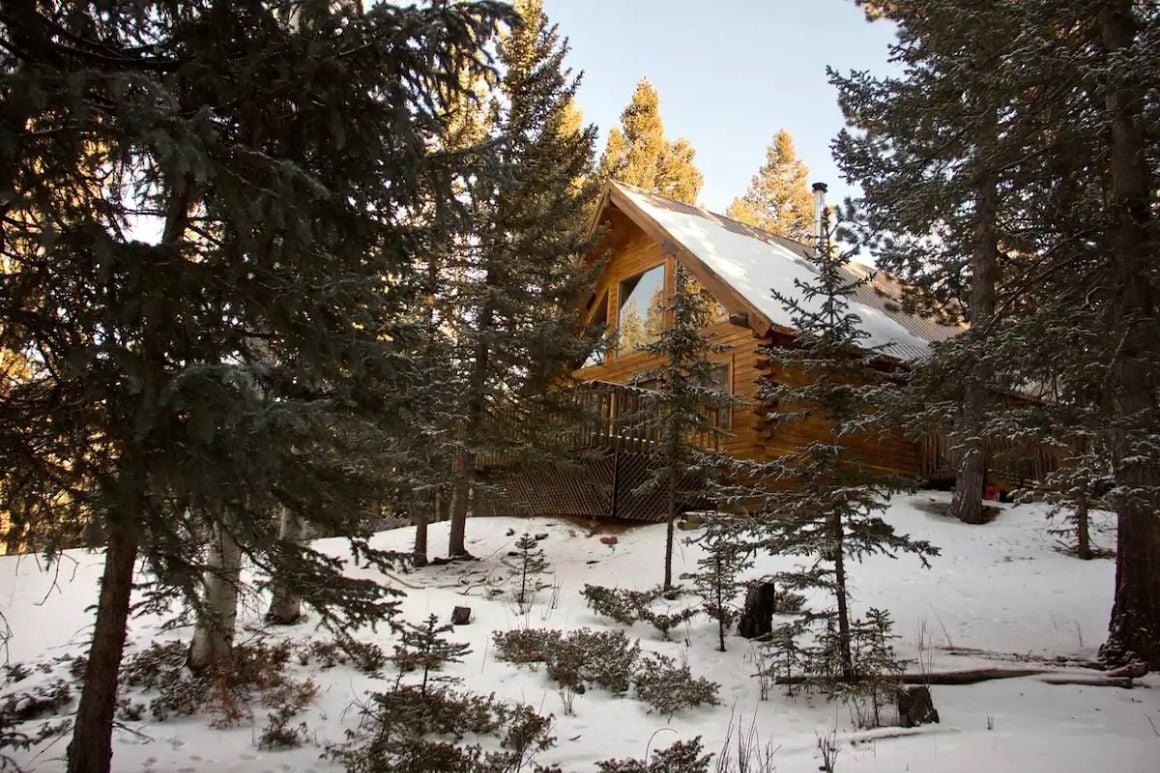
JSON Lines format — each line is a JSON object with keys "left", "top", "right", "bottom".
{"left": 582, "top": 291, "right": 609, "bottom": 368}
{"left": 617, "top": 264, "right": 665, "bottom": 354}
{"left": 707, "top": 363, "right": 732, "bottom": 429}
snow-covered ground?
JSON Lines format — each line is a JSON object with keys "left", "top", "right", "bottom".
{"left": 2, "top": 492, "right": 1158, "bottom": 772}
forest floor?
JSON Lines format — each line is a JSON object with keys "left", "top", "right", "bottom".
{"left": 2, "top": 491, "right": 1158, "bottom": 772}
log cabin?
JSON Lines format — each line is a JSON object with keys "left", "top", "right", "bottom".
{"left": 477, "top": 181, "right": 1054, "bottom": 521}
{"left": 574, "top": 180, "right": 961, "bottom": 476}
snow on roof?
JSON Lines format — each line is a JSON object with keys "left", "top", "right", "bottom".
{"left": 614, "top": 183, "right": 962, "bottom": 362}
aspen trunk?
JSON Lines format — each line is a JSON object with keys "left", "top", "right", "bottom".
{"left": 1099, "top": 0, "right": 1160, "bottom": 670}
{"left": 267, "top": 506, "right": 307, "bottom": 624}
{"left": 189, "top": 518, "right": 242, "bottom": 671}
{"left": 67, "top": 518, "right": 139, "bottom": 773}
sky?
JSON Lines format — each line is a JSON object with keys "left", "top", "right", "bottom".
{"left": 542, "top": 0, "right": 900, "bottom": 214}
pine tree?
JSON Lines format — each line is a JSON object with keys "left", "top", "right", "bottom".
{"left": 682, "top": 522, "right": 751, "bottom": 652}
{"left": 843, "top": 0, "right": 1160, "bottom": 670}
{"left": 728, "top": 207, "right": 937, "bottom": 679}
{"left": 443, "top": 0, "right": 599, "bottom": 558}
{"left": 831, "top": 1, "right": 1032, "bottom": 525}
{"left": 727, "top": 129, "right": 815, "bottom": 243}
{"left": 0, "top": 3, "right": 510, "bottom": 770}
{"left": 390, "top": 614, "right": 473, "bottom": 698}
{"left": 511, "top": 532, "right": 550, "bottom": 610}
{"left": 598, "top": 79, "right": 704, "bottom": 203}
{"left": 635, "top": 265, "right": 741, "bottom": 590}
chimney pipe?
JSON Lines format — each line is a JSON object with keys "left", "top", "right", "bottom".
{"left": 812, "top": 181, "right": 828, "bottom": 256}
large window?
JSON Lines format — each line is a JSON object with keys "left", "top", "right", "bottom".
{"left": 617, "top": 264, "right": 665, "bottom": 354}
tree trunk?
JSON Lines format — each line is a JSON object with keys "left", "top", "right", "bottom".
{"left": 830, "top": 511, "right": 854, "bottom": 680}
{"left": 950, "top": 109, "right": 1000, "bottom": 526}
{"left": 189, "top": 517, "right": 242, "bottom": 671}
{"left": 267, "top": 506, "right": 307, "bottom": 624}
{"left": 447, "top": 467, "right": 471, "bottom": 558}
{"left": 1074, "top": 495, "right": 1093, "bottom": 561}
{"left": 950, "top": 447, "right": 987, "bottom": 525}
{"left": 412, "top": 492, "right": 430, "bottom": 568}
{"left": 663, "top": 470, "right": 676, "bottom": 590}
{"left": 737, "top": 582, "right": 776, "bottom": 639}
{"left": 1098, "top": 0, "right": 1160, "bottom": 671}
{"left": 714, "top": 554, "right": 726, "bottom": 652}
{"left": 67, "top": 518, "right": 139, "bottom": 773}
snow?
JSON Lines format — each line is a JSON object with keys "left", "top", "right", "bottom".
{"left": 2, "top": 493, "right": 1159, "bottom": 772}
{"left": 619, "top": 185, "right": 939, "bottom": 361}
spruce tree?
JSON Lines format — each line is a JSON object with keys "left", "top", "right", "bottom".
{"left": 635, "top": 265, "right": 741, "bottom": 590}
{"left": 0, "top": 3, "right": 510, "bottom": 770}
{"left": 729, "top": 207, "right": 937, "bottom": 678}
{"left": 831, "top": 1, "right": 1030, "bottom": 525}
{"left": 727, "top": 129, "right": 815, "bottom": 243}
{"left": 842, "top": 0, "right": 1160, "bottom": 670}
{"left": 443, "top": 0, "right": 598, "bottom": 558}
{"left": 598, "top": 79, "right": 704, "bottom": 203}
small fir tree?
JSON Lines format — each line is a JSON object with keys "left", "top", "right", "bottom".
{"left": 682, "top": 521, "right": 751, "bottom": 652}
{"left": 634, "top": 265, "right": 742, "bottom": 590}
{"left": 512, "top": 533, "right": 550, "bottom": 611}
{"left": 730, "top": 206, "right": 938, "bottom": 679}
{"left": 390, "top": 614, "right": 473, "bottom": 698}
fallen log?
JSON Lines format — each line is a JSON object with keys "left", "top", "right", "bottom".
{"left": 1039, "top": 676, "right": 1137, "bottom": 689}
{"left": 775, "top": 668, "right": 1046, "bottom": 687}
{"left": 774, "top": 668, "right": 1145, "bottom": 688}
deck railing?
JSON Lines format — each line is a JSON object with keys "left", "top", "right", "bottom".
{"left": 478, "top": 379, "right": 720, "bottom": 468}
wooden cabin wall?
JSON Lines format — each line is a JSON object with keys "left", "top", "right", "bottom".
{"left": 574, "top": 217, "right": 766, "bottom": 461}
{"left": 753, "top": 329, "right": 924, "bottom": 478}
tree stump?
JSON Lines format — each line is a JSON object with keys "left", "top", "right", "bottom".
{"left": 737, "top": 581, "right": 777, "bottom": 639}
{"left": 896, "top": 685, "right": 939, "bottom": 727}
{"left": 451, "top": 606, "right": 472, "bottom": 625}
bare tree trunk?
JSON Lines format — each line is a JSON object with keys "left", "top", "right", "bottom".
{"left": 663, "top": 470, "right": 676, "bottom": 590}
{"left": 412, "top": 492, "right": 430, "bottom": 568}
{"left": 830, "top": 511, "right": 854, "bottom": 680}
{"left": 1074, "top": 495, "right": 1093, "bottom": 561}
{"left": 67, "top": 518, "right": 139, "bottom": 773}
{"left": 950, "top": 109, "right": 1000, "bottom": 525}
{"left": 447, "top": 467, "right": 471, "bottom": 558}
{"left": 267, "top": 506, "right": 307, "bottom": 624}
{"left": 1099, "top": 0, "right": 1160, "bottom": 671}
{"left": 189, "top": 517, "right": 242, "bottom": 671}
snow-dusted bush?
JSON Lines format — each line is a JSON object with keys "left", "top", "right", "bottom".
{"left": 581, "top": 584, "right": 699, "bottom": 640}
{"left": 595, "top": 736, "right": 712, "bottom": 773}
{"left": 493, "top": 627, "right": 640, "bottom": 696}
{"left": 632, "top": 653, "right": 721, "bottom": 720}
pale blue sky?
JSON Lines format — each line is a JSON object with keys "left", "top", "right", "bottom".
{"left": 542, "top": 0, "right": 899, "bottom": 213}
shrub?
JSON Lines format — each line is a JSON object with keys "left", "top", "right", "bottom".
{"left": 633, "top": 654, "right": 720, "bottom": 720}
{"left": 332, "top": 686, "right": 557, "bottom": 773}
{"left": 581, "top": 585, "right": 699, "bottom": 640}
{"left": 301, "top": 637, "right": 387, "bottom": 676}
{"left": 260, "top": 704, "right": 310, "bottom": 751}
{"left": 545, "top": 629, "right": 639, "bottom": 696}
{"left": 491, "top": 629, "right": 562, "bottom": 664}
{"left": 595, "top": 737, "right": 712, "bottom": 773}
